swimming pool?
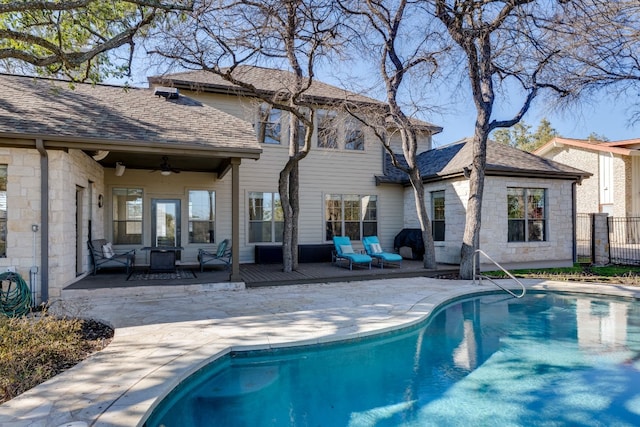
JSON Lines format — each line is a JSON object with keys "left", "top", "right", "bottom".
{"left": 145, "top": 292, "right": 640, "bottom": 426}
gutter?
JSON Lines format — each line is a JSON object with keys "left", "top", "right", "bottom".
{"left": 35, "top": 139, "right": 49, "bottom": 303}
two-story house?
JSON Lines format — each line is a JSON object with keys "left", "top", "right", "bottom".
{"left": 0, "top": 68, "right": 589, "bottom": 303}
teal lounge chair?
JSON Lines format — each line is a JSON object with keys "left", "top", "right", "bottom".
{"left": 332, "top": 236, "right": 372, "bottom": 270}
{"left": 362, "top": 236, "right": 402, "bottom": 269}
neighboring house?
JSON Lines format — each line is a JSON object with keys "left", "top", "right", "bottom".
{"left": 535, "top": 137, "right": 640, "bottom": 216}
{"left": 0, "top": 68, "right": 590, "bottom": 304}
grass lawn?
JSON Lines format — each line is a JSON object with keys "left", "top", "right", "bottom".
{"left": 485, "top": 264, "right": 640, "bottom": 285}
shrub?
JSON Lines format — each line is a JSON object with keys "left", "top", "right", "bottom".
{"left": 0, "top": 313, "right": 112, "bottom": 403}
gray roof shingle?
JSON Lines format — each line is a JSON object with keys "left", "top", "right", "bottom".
{"left": 149, "top": 66, "right": 442, "bottom": 133}
{"left": 380, "top": 139, "right": 591, "bottom": 184}
{"left": 0, "top": 74, "right": 260, "bottom": 153}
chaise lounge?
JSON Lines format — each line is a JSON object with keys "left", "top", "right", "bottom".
{"left": 362, "top": 236, "right": 402, "bottom": 269}
{"left": 332, "top": 236, "right": 372, "bottom": 270}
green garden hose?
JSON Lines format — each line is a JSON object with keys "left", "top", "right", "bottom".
{"left": 0, "top": 272, "right": 31, "bottom": 317}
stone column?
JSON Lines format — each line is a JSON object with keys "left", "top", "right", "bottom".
{"left": 592, "top": 213, "right": 610, "bottom": 265}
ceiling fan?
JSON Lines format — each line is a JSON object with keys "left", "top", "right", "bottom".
{"left": 152, "top": 156, "right": 181, "bottom": 176}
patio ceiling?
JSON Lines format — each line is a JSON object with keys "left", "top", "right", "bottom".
{"left": 87, "top": 149, "right": 244, "bottom": 177}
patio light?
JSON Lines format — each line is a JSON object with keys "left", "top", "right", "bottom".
{"left": 115, "top": 162, "right": 126, "bottom": 176}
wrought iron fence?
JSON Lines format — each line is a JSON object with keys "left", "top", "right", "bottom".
{"left": 576, "top": 213, "right": 593, "bottom": 264}
{"left": 608, "top": 216, "right": 640, "bottom": 265}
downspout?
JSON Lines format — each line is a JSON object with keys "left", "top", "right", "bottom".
{"left": 572, "top": 181, "right": 577, "bottom": 264}
{"left": 35, "top": 139, "right": 49, "bottom": 303}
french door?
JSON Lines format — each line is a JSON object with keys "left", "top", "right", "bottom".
{"left": 151, "top": 199, "right": 181, "bottom": 252}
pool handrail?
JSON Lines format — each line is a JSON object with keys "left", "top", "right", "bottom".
{"left": 472, "top": 249, "right": 526, "bottom": 298}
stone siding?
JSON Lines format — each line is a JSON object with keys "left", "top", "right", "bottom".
{"left": 543, "top": 146, "right": 599, "bottom": 214}
{"left": 403, "top": 175, "right": 575, "bottom": 267}
{"left": 0, "top": 147, "right": 103, "bottom": 303}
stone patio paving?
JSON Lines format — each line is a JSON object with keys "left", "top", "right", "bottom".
{"left": 1, "top": 277, "right": 639, "bottom": 426}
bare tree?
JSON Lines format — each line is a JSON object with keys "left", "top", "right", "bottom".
{"left": 0, "top": 1, "right": 192, "bottom": 81}
{"left": 338, "top": 0, "right": 446, "bottom": 269}
{"left": 154, "top": 0, "right": 342, "bottom": 272}
{"left": 553, "top": 0, "right": 640, "bottom": 122}
{"left": 428, "top": 0, "right": 592, "bottom": 278}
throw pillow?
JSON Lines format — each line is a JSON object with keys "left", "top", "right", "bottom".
{"left": 370, "top": 243, "right": 383, "bottom": 254}
{"left": 340, "top": 244, "right": 355, "bottom": 254}
{"left": 102, "top": 243, "right": 115, "bottom": 259}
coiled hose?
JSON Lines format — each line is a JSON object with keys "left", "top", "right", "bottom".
{"left": 0, "top": 272, "right": 31, "bottom": 317}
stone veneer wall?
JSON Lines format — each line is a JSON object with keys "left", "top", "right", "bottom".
{"left": 541, "top": 146, "right": 599, "bottom": 214}
{"left": 48, "top": 149, "right": 104, "bottom": 300}
{"left": 403, "top": 175, "right": 575, "bottom": 267}
{"left": 0, "top": 147, "right": 104, "bottom": 303}
{"left": 0, "top": 147, "right": 42, "bottom": 297}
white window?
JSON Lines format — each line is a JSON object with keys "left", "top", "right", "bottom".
{"left": 188, "top": 190, "right": 215, "bottom": 243}
{"left": 345, "top": 121, "right": 364, "bottom": 150}
{"left": 112, "top": 188, "right": 143, "bottom": 244}
{"left": 249, "top": 192, "right": 283, "bottom": 243}
{"left": 431, "top": 191, "right": 445, "bottom": 241}
{"left": 507, "top": 188, "right": 546, "bottom": 242}
{"left": 0, "top": 165, "right": 6, "bottom": 257}
{"left": 317, "top": 109, "right": 338, "bottom": 149}
{"left": 258, "top": 105, "right": 282, "bottom": 144}
{"left": 325, "top": 194, "right": 377, "bottom": 241}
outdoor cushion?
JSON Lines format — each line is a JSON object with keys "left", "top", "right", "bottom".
{"left": 102, "top": 242, "right": 115, "bottom": 259}
{"left": 340, "top": 244, "right": 355, "bottom": 254}
{"left": 370, "top": 243, "right": 382, "bottom": 254}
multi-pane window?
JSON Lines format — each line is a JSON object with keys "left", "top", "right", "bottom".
{"left": 258, "top": 105, "right": 282, "bottom": 144}
{"left": 0, "top": 165, "right": 6, "bottom": 257}
{"left": 325, "top": 194, "right": 377, "bottom": 241}
{"left": 317, "top": 109, "right": 338, "bottom": 149}
{"left": 188, "top": 190, "right": 215, "bottom": 243}
{"left": 432, "top": 191, "right": 445, "bottom": 241}
{"left": 249, "top": 192, "right": 284, "bottom": 243}
{"left": 507, "top": 188, "right": 546, "bottom": 242}
{"left": 112, "top": 188, "right": 142, "bottom": 244}
{"left": 345, "top": 121, "right": 365, "bottom": 150}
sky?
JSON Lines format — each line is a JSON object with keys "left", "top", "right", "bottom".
{"left": 430, "top": 97, "right": 640, "bottom": 147}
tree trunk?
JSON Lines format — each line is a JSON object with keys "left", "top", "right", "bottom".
{"left": 280, "top": 163, "right": 295, "bottom": 273}
{"left": 459, "top": 121, "right": 489, "bottom": 279}
{"left": 290, "top": 162, "right": 299, "bottom": 270}
{"left": 408, "top": 169, "right": 437, "bottom": 269}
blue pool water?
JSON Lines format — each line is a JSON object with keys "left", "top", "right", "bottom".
{"left": 146, "top": 292, "right": 640, "bottom": 426}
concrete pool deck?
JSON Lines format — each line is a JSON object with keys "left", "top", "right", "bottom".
{"left": 1, "top": 277, "right": 640, "bottom": 427}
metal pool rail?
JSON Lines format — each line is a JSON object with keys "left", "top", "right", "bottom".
{"left": 472, "top": 249, "right": 526, "bottom": 298}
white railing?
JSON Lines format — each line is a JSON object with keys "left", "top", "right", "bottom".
{"left": 472, "top": 249, "right": 526, "bottom": 298}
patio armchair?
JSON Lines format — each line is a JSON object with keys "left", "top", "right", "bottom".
{"left": 198, "top": 239, "right": 232, "bottom": 272}
{"left": 88, "top": 239, "right": 135, "bottom": 275}
{"left": 362, "top": 236, "right": 402, "bottom": 269}
{"left": 332, "top": 236, "right": 372, "bottom": 270}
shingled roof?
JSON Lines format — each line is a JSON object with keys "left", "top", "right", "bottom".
{"left": 149, "top": 66, "right": 443, "bottom": 133}
{"left": 0, "top": 73, "right": 260, "bottom": 156}
{"left": 379, "top": 139, "right": 591, "bottom": 185}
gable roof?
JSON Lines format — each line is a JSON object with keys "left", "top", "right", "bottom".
{"left": 0, "top": 73, "right": 260, "bottom": 159}
{"left": 379, "top": 139, "right": 591, "bottom": 185}
{"left": 534, "top": 137, "right": 640, "bottom": 157}
{"left": 148, "top": 66, "right": 443, "bottom": 134}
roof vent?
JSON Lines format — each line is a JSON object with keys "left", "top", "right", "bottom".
{"left": 154, "top": 86, "right": 179, "bottom": 99}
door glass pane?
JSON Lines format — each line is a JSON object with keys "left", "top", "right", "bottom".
{"left": 153, "top": 200, "right": 180, "bottom": 247}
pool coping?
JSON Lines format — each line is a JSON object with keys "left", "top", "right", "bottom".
{"left": 1, "top": 277, "right": 639, "bottom": 427}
